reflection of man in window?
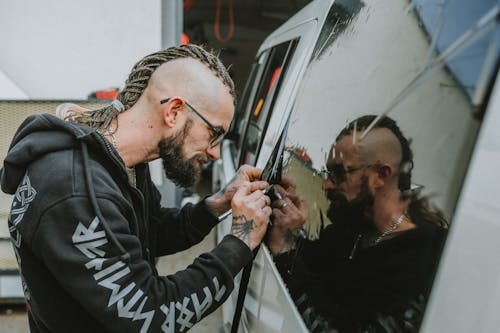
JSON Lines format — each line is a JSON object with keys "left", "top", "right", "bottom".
{"left": 267, "top": 115, "right": 448, "bottom": 332}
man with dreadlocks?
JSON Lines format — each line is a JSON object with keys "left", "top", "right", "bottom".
{"left": 267, "top": 115, "right": 448, "bottom": 332}
{"left": 0, "top": 44, "right": 273, "bottom": 332}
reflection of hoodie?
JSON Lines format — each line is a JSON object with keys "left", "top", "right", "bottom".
{"left": 275, "top": 218, "right": 446, "bottom": 332}
{"left": 1, "top": 114, "right": 252, "bottom": 333}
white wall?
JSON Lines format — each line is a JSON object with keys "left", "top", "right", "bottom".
{"left": 0, "top": 0, "right": 163, "bottom": 99}
{"left": 0, "top": 70, "right": 28, "bottom": 99}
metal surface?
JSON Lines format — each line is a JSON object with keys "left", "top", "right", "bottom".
{"left": 421, "top": 71, "right": 500, "bottom": 333}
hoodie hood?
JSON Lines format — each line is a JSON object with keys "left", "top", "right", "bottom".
{"left": 1, "top": 113, "right": 94, "bottom": 194}
{"left": 1, "top": 113, "right": 132, "bottom": 262}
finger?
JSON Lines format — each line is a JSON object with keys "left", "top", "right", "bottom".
{"left": 280, "top": 197, "right": 296, "bottom": 210}
{"left": 255, "top": 209, "right": 271, "bottom": 227}
{"left": 286, "top": 193, "right": 302, "bottom": 206}
{"left": 248, "top": 180, "right": 269, "bottom": 192}
{"left": 271, "top": 199, "right": 286, "bottom": 209}
{"left": 247, "top": 191, "right": 270, "bottom": 208}
{"left": 262, "top": 206, "right": 272, "bottom": 218}
{"left": 273, "top": 185, "right": 289, "bottom": 198}
{"left": 239, "top": 165, "right": 263, "bottom": 181}
{"left": 293, "top": 195, "right": 307, "bottom": 211}
{"left": 272, "top": 208, "right": 285, "bottom": 220}
{"left": 280, "top": 176, "right": 297, "bottom": 192}
{"left": 284, "top": 196, "right": 307, "bottom": 220}
{"left": 235, "top": 180, "right": 269, "bottom": 196}
{"left": 256, "top": 195, "right": 271, "bottom": 208}
{"left": 282, "top": 197, "right": 293, "bottom": 210}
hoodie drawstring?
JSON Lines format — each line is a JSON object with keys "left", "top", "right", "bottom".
{"left": 80, "top": 141, "right": 130, "bottom": 263}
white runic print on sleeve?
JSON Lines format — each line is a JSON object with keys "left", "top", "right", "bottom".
{"left": 175, "top": 297, "right": 195, "bottom": 331}
{"left": 191, "top": 287, "right": 212, "bottom": 321}
{"left": 8, "top": 173, "right": 37, "bottom": 303}
{"left": 10, "top": 173, "right": 37, "bottom": 227}
{"left": 72, "top": 216, "right": 228, "bottom": 333}
{"left": 9, "top": 172, "right": 37, "bottom": 248}
{"left": 72, "top": 217, "right": 107, "bottom": 258}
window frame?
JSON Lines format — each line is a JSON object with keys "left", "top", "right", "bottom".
{"left": 236, "top": 39, "right": 299, "bottom": 168}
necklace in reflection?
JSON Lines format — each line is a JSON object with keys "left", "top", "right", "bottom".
{"left": 348, "top": 213, "right": 407, "bottom": 260}
{"left": 374, "top": 213, "right": 407, "bottom": 244}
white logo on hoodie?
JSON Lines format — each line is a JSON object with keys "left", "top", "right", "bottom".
{"left": 10, "top": 173, "right": 37, "bottom": 226}
{"left": 9, "top": 173, "right": 37, "bottom": 248}
{"left": 72, "top": 216, "right": 227, "bottom": 333}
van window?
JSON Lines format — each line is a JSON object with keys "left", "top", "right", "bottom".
{"left": 236, "top": 40, "right": 298, "bottom": 167}
{"left": 229, "top": 56, "right": 264, "bottom": 149}
{"left": 264, "top": 0, "right": 499, "bottom": 332}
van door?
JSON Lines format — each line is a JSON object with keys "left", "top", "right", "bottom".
{"left": 252, "top": 0, "right": 498, "bottom": 332}
{"left": 212, "top": 1, "right": 336, "bottom": 331}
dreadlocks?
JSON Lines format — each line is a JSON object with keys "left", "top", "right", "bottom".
{"left": 65, "top": 44, "right": 235, "bottom": 132}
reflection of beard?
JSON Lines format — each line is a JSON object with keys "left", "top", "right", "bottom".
{"left": 159, "top": 119, "right": 203, "bottom": 188}
{"left": 326, "top": 176, "right": 374, "bottom": 231}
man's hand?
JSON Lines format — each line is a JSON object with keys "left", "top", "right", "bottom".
{"left": 230, "top": 181, "right": 272, "bottom": 251}
{"left": 279, "top": 175, "right": 297, "bottom": 195}
{"left": 206, "top": 165, "right": 263, "bottom": 217}
{"left": 266, "top": 184, "right": 308, "bottom": 255}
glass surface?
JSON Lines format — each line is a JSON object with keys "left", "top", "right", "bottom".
{"left": 230, "top": 60, "right": 262, "bottom": 150}
{"left": 262, "top": 0, "right": 499, "bottom": 332}
{"left": 237, "top": 40, "right": 298, "bottom": 166}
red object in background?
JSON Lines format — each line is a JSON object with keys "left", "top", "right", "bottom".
{"left": 184, "top": 0, "right": 198, "bottom": 12}
{"left": 267, "top": 67, "right": 282, "bottom": 96}
{"left": 295, "top": 148, "right": 312, "bottom": 164}
{"left": 95, "top": 89, "right": 119, "bottom": 100}
{"left": 181, "top": 33, "right": 190, "bottom": 45}
{"left": 214, "top": 0, "right": 234, "bottom": 43}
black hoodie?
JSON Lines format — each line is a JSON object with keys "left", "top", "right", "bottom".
{"left": 1, "top": 114, "right": 252, "bottom": 333}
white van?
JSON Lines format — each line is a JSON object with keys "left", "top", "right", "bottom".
{"left": 213, "top": 0, "right": 500, "bottom": 332}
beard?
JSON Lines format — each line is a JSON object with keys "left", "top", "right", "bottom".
{"left": 159, "top": 119, "right": 205, "bottom": 188}
{"left": 326, "top": 175, "right": 375, "bottom": 232}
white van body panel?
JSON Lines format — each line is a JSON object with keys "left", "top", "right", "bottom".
{"left": 421, "top": 74, "right": 500, "bottom": 333}
{"left": 257, "top": 0, "right": 335, "bottom": 55}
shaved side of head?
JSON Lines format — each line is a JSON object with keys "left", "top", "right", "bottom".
{"left": 147, "top": 57, "right": 233, "bottom": 113}
{"left": 356, "top": 128, "right": 402, "bottom": 170}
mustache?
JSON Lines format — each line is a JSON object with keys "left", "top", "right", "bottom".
{"left": 325, "top": 189, "right": 347, "bottom": 203}
{"left": 195, "top": 156, "right": 209, "bottom": 164}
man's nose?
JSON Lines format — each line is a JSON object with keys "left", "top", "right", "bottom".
{"left": 207, "top": 143, "right": 221, "bottom": 161}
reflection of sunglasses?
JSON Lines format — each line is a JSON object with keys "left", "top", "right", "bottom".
{"left": 321, "top": 164, "right": 373, "bottom": 184}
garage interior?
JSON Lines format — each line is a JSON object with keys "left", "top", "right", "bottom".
{"left": 184, "top": 0, "right": 312, "bottom": 96}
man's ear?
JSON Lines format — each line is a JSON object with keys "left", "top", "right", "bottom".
{"left": 162, "top": 97, "right": 184, "bottom": 128}
{"left": 373, "top": 164, "right": 392, "bottom": 188}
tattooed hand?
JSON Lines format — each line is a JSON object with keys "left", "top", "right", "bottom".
{"left": 231, "top": 180, "right": 272, "bottom": 250}
{"left": 206, "top": 165, "right": 263, "bottom": 217}
{"left": 266, "top": 185, "right": 308, "bottom": 255}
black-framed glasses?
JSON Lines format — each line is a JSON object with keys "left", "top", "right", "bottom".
{"left": 160, "top": 97, "right": 225, "bottom": 148}
{"left": 321, "top": 163, "right": 373, "bottom": 184}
